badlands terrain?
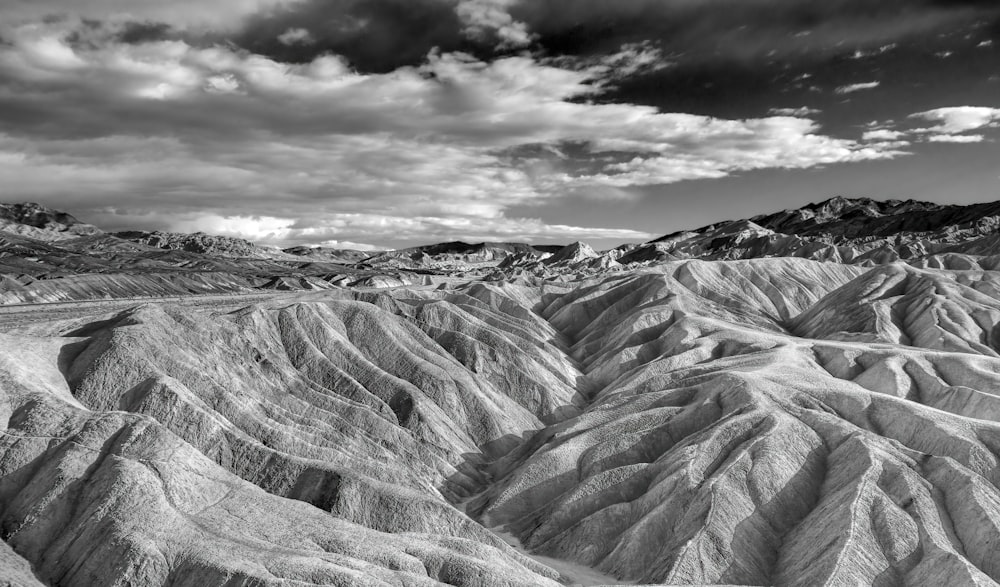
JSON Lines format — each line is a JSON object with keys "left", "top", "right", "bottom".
{"left": 3, "top": 198, "right": 1000, "bottom": 586}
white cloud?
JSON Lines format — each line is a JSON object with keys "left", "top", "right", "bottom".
{"left": 847, "top": 44, "right": 896, "bottom": 60}
{"left": 597, "top": 43, "right": 670, "bottom": 78}
{"left": 277, "top": 28, "right": 314, "bottom": 46}
{"left": 314, "top": 240, "right": 383, "bottom": 251}
{"left": 858, "top": 106, "right": 1000, "bottom": 146}
{"left": 926, "top": 134, "right": 985, "bottom": 143}
{"left": 455, "top": 0, "right": 534, "bottom": 48}
{"left": 862, "top": 129, "right": 905, "bottom": 141}
{"left": 768, "top": 107, "right": 821, "bottom": 117}
{"left": 835, "top": 81, "right": 880, "bottom": 94}
{"left": 910, "top": 106, "right": 1000, "bottom": 135}
{"left": 169, "top": 214, "right": 294, "bottom": 239}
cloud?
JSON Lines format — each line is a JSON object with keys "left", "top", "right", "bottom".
{"left": 1, "top": 0, "right": 303, "bottom": 30}
{"left": 314, "top": 240, "right": 383, "bottom": 251}
{"left": 926, "top": 134, "right": 984, "bottom": 143}
{"left": 910, "top": 106, "right": 1000, "bottom": 134}
{"left": 231, "top": 0, "right": 465, "bottom": 73}
{"left": 543, "top": 41, "right": 670, "bottom": 80}
{"left": 862, "top": 129, "right": 906, "bottom": 141}
{"left": 0, "top": 19, "right": 906, "bottom": 247}
{"left": 835, "top": 81, "right": 880, "bottom": 94}
{"left": 88, "top": 209, "right": 655, "bottom": 247}
{"left": 593, "top": 116, "right": 905, "bottom": 187}
{"left": 860, "top": 106, "right": 1000, "bottom": 146}
{"left": 847, "top": 44, "right": 896, "bottom": 60}
{"left": 768, "top": 107, "right": 822, "bottom": 117}
{"left": 455, "top": 0, "right": 533, "bottom": 48}
{"left": 277, "top": 27, "right": 313, "bottom": 46}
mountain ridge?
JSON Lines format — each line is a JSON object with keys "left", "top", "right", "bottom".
{"left": 3, "top": 196, "right": 1000, "bottom": 304}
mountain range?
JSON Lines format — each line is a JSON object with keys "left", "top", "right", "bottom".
{"left": 4, "top": 196, "right": 1000, "bottom": 306}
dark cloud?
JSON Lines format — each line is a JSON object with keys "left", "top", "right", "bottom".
{"left": 232, "top": 0, "right": 474, "bottom": 71}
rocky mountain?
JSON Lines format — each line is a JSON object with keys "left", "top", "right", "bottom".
{"left": 630, "top": 196, "right": 1000, "bottom": 268}
{"left": 282, "top": 246, "right": 379, "bottom": 264}
{"left": 0, "top": 202, "right": 102, "bottom": 241}
{"left": 113, "top": 230, "right": 290, "bottom": 259}
{"left": 4, "top": 198, "right": 1000, "bottom": 586}
{"left": 364, "top": 241, "right": 563, "bottom": 271}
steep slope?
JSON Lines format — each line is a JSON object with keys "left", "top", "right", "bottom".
{"left": 0, "top": 284, "right": 586, "bottom": 585}
{"left": 464, "top": 259, "right": 1000, "bottom": 586}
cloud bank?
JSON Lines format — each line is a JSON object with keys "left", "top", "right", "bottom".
{"left": 0, "top": 17, "right": 913, "bottom": 246}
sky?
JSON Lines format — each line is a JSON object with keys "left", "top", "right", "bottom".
{"left": 1, "top": 1, "right": 999, "bottom": 250}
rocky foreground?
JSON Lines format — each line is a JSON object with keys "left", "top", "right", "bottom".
{"left": 3, "top": 199, "right": 1000, "bottom": 586}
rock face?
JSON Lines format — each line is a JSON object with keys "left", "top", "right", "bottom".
{"left": 5, "top": 198, "right": 1000, "bottom": 586}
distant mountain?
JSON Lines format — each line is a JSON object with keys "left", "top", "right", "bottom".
{"left": 112, "top": 230, "right": 289, "bottom": 259}
{"left": 282, "top": 246, "right": 378, "bottom": 264}
{"left": 4, "top": 196, "right": 1000, "bottom": 304}
{"left": 364, "top": 241, "right": 563, "bottom": 269}
{"left": 0, "top": 202, "right": 102, "bottom": 240}
{"left": 629, "top": 195, "right": 1000, "bottom": 268}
